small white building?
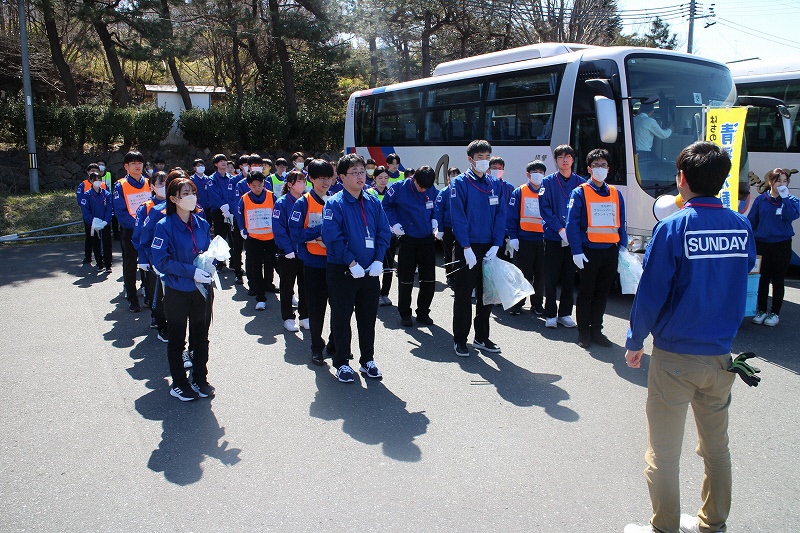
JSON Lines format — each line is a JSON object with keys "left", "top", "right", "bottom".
{"left": 144, "top": 85, "right": 227, "bottom": 143}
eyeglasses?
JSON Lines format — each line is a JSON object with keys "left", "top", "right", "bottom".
{"left": 346, "top": 170, "right": 367, "bottom": 177}
{"left": 590, "top": 163, "right": 609, "bottom": 169}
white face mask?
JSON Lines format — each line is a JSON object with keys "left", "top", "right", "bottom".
{"left": 492, "top": 169, "right": 504, "bottom": 179}
{"left": 93, "top": 180, "right": 103, "bottom": 188}
{"left": 177, "top": 194, "right": 197, "bottom": 212}
{"left": 155, "top": 186, "right": 165, "bottom": 198}
{"left": 242, "top": 165, "right": 249, "bottom": 173}
{"left": 473, "top": 159, "right": 490, "bottom": 174}
{"left": 529, "top": 172, "right": 545, "bottom": 186}
{"left": 98, "top": 165, "right": 106, "bottom": 173}
{"left": 281, "top": 171, "right": 288, "bottom": 178}
{"left": 251, "top": 166, "right": 263, "bottom": 174}
{"left": 366, "top": 168, "right": 375, "bottom": 177}
{"left": 196, "top": 166, "right": 205, "bottom": 175}
{"left": 591, "top": 167, "right": 609, "bottom": 182}
{"left": 295, "top": 162, "right": 304, "bottom": 170}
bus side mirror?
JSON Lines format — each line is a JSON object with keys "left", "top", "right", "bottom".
{"left": 595, "top": 96, "right": 618, "bottom": 144}
{"left": 778, "top": 105, "right": 793, "bottom": 150}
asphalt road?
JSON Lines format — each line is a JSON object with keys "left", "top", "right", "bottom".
{"left": 0, "top": 242, "right": 797, "bottom": 531}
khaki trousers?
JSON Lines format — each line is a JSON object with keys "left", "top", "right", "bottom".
{"left": 645, "top": 347, "right": 736, "bottom": 533}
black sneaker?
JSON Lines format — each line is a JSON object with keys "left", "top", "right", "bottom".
{"left": 247, "top": 288, "right": 257, "bottom": 296}
{"left": 311, "top": 352, "right": 325, "bottom": 366}
{"left": 105, "top": 267, "right": 113, "bottom": 274}
{"left": 157, "top": 329, "right": 168, "bottom": 343}
{"left": 150, "top": 316, "right": 158, "bottom": 329}
{"left": 473, "top": 339, "right": 501, "bottom": 353}
{"left": 533, "top": 304, "right": 545, "bottom": 315}
{"left": 129, "top": 301, "right": 141, "bottom": 313}
{"left": 592, "top": 333, "right": 613, "bottom": 347}
{"left": 170, "top": 385, "right": 199, "bottom": 401}
{"left": 578, "top": 332, "right": 592, "bottom": 349}
{"left": 191, "top": 382, "right": 215, "bottom": 398}
{"left": 182, "top": 350, "right": 193, "bottom": 369}
{"left": 336, "top": 364, "right": 356, "bottom": 383}
{"left": 82, "top": 258, "right": 92, "bottom": 265}
{"left": 454, "top": 342, "right": 470, "bottom": 357}
{"left": 325, "top": 342, "right": 336, "bottom": 356}
{"left": 416, "top": 314, "right": 434, "bottom": 326}
{"left": 401, "top": 316, "right": 413, "bottom": 327}
{"left": 97, "top": 264, "right": 105, "bottom": 273}
{"left": 267, "top": 285, "right": 280, "bottom": 294}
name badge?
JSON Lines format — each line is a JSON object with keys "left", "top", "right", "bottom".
{"left": 489, "top": 194, "right": 499, "bottom": 206}
{"left": 426, "top": 200, "right": 434, "bottom": 210}
{"left": 776, "top": 207, "right": 783, "bottom": 216}
{"left": 365, "top": 237, "right": 375, "bottom": 249}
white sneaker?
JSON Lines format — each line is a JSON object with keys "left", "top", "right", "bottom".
{"left": 545, "top": 317, "right": 557, "bottom": 328}
{"left": 283, "top": 319, "right": 299, "bottom": 332}
{"left": 679, "top": 513, "right": 723, "bottom": 533}
{"left": 292, "top": 295, "right": 299, "bottom": 307}
{"left": 557, "top": 315, "right": 577, "bottom": 328}
{"left": 255, "top": 301, "right": 266, "bottom": 311}
{"left": 752, "top": 311, "right": 767, "bottom": 324}
{"left": 299, "top": 318, "right": 310, "bottom": 330}
{"left": 763, "top": 312, "right": 780, "bottom": 327}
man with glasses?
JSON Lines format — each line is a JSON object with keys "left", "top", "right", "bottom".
{"left": 539, "top": 144, "right": 584, "bottom": 329}
{"left": 566, "top": 149, "right": 627, "bottom": 348}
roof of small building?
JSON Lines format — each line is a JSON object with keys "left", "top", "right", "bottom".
{"left": 144, "top": 85, "right": 227, "bottom": 94}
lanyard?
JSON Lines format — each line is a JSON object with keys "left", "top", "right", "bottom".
{"left": 359, "top": 195, "right": 371, "bottom": 237}
{"left": 182, "top": 215, "right": 200, "bottom": 255}
{"left": 683, "top": 200, "right": 723, "bottom": 209}
{"left": 554, "top": 174, "right": 574, "bottom": 200}
{"left": 764, "top": 192, "right": 782, "bottom": 207}
{"left": 90, "top": 188, "right": 106, "bottom": 205}
{"left": 466, "top": 172, "right": 492, "bottom": 195}
{"left": 409, "top": 180, "right": 429, "bottom": 203}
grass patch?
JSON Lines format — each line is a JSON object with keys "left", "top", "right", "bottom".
{"left": 0, "top": 190, "right": 84, "bottom": 242}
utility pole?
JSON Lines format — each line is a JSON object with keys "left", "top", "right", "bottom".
{"left": 17, "top": 0, "right": 39, "bottom": 192}
{"left": 687, "top": 0, "right": 696, "bottom": 54}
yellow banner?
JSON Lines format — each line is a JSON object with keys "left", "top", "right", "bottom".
{"left": 705, "top": 107, "right": 747, "bottom": 211}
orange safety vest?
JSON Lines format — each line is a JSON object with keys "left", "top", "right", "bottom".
{"left": 119, "top": 178, "right": 152, "bottom": 218}
{"left": 81, "top": 179, "right": 108, "bottom": 193}
{"left": 304, "top": 192, "right": 327, "bottom": 256}
{"left": 582, "top": 182, "right": 620, "bottom": 243}
{"left": 143, "top": 199, "right": 156, "bottom": 216}
{"left": 519, "top": 184, "right": 543, "bottom": 233}
{"left": 242, "top": 191, "right": 274, "bottom": 240}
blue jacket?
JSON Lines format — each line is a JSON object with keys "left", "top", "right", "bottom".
{"left": 112, "top": 175, "right": 150, "bottom": 230}
{"left": 289, "top": 191, "right": 328, "bottom": 269}
{"left": 433, "top": 185, "right": 452, "bottom": 229}
{"left": 134, "top": 200, "right": 167, "bottom": 266}
{"left": 322, "top": 189, "right": 391, "bottom": 268}
{"left": 381, "top": 179, "right": 438, "bottom": 239}
{"left": 235, "top": 189, "right": 277, "bottom": 238}
{"left": 273, "top": 193, "right": 299, "bottom": 255}
{"left": 328, "top": 179, "right": 344, "bottom": 196}
{"left": 151, "top": 213, "right": 212, "bottom": 293}
{"left": 79, "top": 187, "right": 112, "bottom": 225}
{"left": 450, "top": 170, "right": 506, "bottom": 248}
{"left": 207, "top": 171, "right": 238, "bottom": 211}
{"left": 506, "top": 182, "right": 544, "bottom": 242}
{"left": 190, "top": 172, "right": 211, "bottom": 211}
{"left": 626, "top": 197, "right": 756, "bottom": 355}
{"left": 539, "top": 171, "right": 585, "bottom": 241}
{"left": 133, "top": 198, "right": 157, "bottom": 261}
{"left": 566, "top": 181, "right": 628, "bottom": 253}
{"left": 746, "top": 191, "right": 799, "bottom": 243}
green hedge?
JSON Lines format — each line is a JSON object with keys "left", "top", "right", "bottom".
{"left": 0, "top": 97, "right": 173, "bottom": 150}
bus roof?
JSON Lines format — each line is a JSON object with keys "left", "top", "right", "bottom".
{"left": 431, "top": 43, "right": 595, "bottom": 77}
{"left": 728, "top": 57, "right": 800, "bottom": 79}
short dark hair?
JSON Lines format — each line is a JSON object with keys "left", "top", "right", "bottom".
{"left": 553, "top": 144, "right": 575, "bottom": 158}
{"left": 372, "top": 166, "right": 389, "bottom": 180}
{"left": 447, "top": 167, "right": 461, "bottom": 177}
{"left": 247, "top": 171, "right": 266, "bottom": 185}
{"left": 639, "top": 102, "right": 655, "bottom": 115}
{"left": 154, "top": 157, "right": 165, "bottom": 165}
{"left": 366, "top": 158, "right": 376, "bottom": 166}
{"left": 87, "top": 163, "right": 100, "bottom": 172}
{"left": 165, "top": 169, "right": 188, "bottom": 193}
{"left": 291, "top": 152, "right": 305, "bottom": 161}
{"left": 526, "top": 160, "right": 547, "bottom": 173}
{"left": 124, "top": 151, "right": 145, "bottom": 164}
{"left": 212, "top": 154, "right": 228, "bottom": 164}
{"left": 386, "top": 153, "right": 400, "bottom": 165}
{"left": 414, "top": 166, "right": 436, "bottom": 189}
{"left": 88, "top": 171, "right": 101, "bottom": 181}
{"left": 165, "top": 177, "right": 198, "bottom": 215}
{"left": 193, "top": 159, "right": 205, "bottom": 168}
{"left": 404, "top": 168, "right": 415, "bottom": 178}
{"left": 676, "top": 141, "right": 731, "bottom": 197}
{"left": 586, "top": 148, "right": 611, "bottom": 168}
{"left": 337, "top": 153, "right": 366, "bottom": 176}
{"left": 489, "top": 156, "right": 505, "bottom": 168}
{"left": 247, "top": 154, "right": 262, "bottom": 165}
{"left": 308, "top": 158, "right": 334, "bottom": 179}
{"left": 275, "top": 158, "right": 289, "bottom": 167}
{"left": 467, "top": 139, "right": 492, "bottom": 158}
{"left": 149, "top": 170, "right": 167, "bottom": 186}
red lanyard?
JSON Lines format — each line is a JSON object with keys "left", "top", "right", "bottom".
{"left": 182, "top": 215, "right": 200, "bottom": 254}
{"left": 554, "top": 174, "right": 573, "bottom": 200}
{"left": 466, "top": 172, "right": 492, "bottom": 195}
{"left": 683, "top": 200, "right": 723, "bottom": 209}
{"left": 409, "top": 180, "right": 429, "bottom": 203}
{"left": 764, "top": 192, "right": 782, "bottom": 207}
{"left": 359, "top": 195, "right": 371, "bottom": 237}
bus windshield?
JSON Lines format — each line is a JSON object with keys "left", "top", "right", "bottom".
{"left": 626, "top": 56, "right": 736, "bottom": 197}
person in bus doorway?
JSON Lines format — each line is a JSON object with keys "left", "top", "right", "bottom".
{"left": 539, "top": 144, "right": 584, "bottom": 328}
{"left": 79, "top": 171, "right": 112, "bottom": 274}
{"left": 634, "top": 102, "right": 672, "bottom": 161}
{"left": 386, "top": 153, "right": 404, "bottom": 184}
{"left": 151, "top": 176, "right": 216, "bottom": 402}
{"left": 747, "top": 168, "right": 799, "bottom": 327}
{"left": 489, "top": 155, "right": 514, "bottom": 262}
{"left": 322, "top": 153, "right": 391, "bottom": 383}
{"left": 77, "top": 163, "right": 105, "bottom": 265}
{"left": 623, "top": 141, "right": 756, "bottom": 533}
{"left": 236, "top": 171, "right": 278, "bottom": 311}
{"left": 450, "top": 139, "right": 507, "bottom": 357}
{"left": 506, "top": 160, "right": 547, "bottom": 316}
{"left": 434, "top": 167, "right": 460, "bottom": 285}
{"left": 113, "top": 151, "right": 152, "bottom": 313}
{"left": 382, "top": 165, "right": 439, "bottom": 327}
{"left": 566, "top": 149, "right": 627, "bottom": 348}
{"left": 367, "top": 166, "right": 396, "bottom": 306}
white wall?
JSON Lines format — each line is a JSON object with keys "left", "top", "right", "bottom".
{"left": 155, "top": 92, "right": 212, "bottom": 144}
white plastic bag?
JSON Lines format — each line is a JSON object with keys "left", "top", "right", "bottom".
{"left": 482, "top": 256, "right": 535, "bottom": 310}
{"left": 193, "top": 235, "right": 231, "bottom": 294}
{"left": 618, "top": 248, "right": 643, "bottom": 295}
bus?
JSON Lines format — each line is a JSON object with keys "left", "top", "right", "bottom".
{"left": 344, "top": 43, "right": 742, "bottom": 253}
{"left": 731, "top": 57, "right": 800, "bottom": 265}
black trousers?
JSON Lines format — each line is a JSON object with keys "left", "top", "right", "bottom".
{"left": 511, "top": 239, "right": 545, "bottom": 311}
{"left": 543, "top": 239, "right": 575, "bottom": 319}
{"left": 575, "top": 245, "right": 618, "bottom": 335}
{"left": 452, "top": 243, "right": 492, "bottom": 345}
{"left": 756, "top": 239, "right": 792, "bottom": 314}
{"left": 381, "top": 235, "right": 399, "bottom": 297}
{"left": 91, "top": 226, "right": 113, "bottom": 269}
{"left": 245, "top": 237, "right": 277, "bottom": 301}
{"left": 278, "top": 255, "right": 308, "bottom": 321}
{"left": 230, "top": 218, "right": 244, "bottom": 272}
{"left": 121, "top": 227, "right": 139, "bottom": 303}
{"left": 83, "top": 221, "right": 93, "bottom": 261}
{"left": 327, "top": 264, "right": 380, "bottom": 368}
{"left": 442, "top": 226, "right": 456, "bottom": 276}
{"left": 304, "top": 265, "right": 335, "bottom": 354}
{"left": 164, "top": 286, "right": 212, "bottom": 388}
{"left": 111, "top": 214, "right": 120, "bottom": 240}
{"left": 397, "top": 234, "right": 436, "bottom": 318}
{"left": 147, "top": 270, "right": 167, "bottom": 329}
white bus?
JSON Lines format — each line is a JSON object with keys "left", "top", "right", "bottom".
{"left": 731, "top": 57, "right": 800, "bottom": 266}
{"left": 344, "top": 43, "right": 744, "bottom": 252}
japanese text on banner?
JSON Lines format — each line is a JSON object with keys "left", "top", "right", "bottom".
{"left": 705, "top": 107, "right": 747, "bottom": 211}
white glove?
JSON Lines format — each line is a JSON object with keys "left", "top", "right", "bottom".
{"left": 240, "top": 229, "right": 247, "bottom": 240}
{"left": 367, "top": 260, "right": 383, "bottom": 276}
{"left": 573, "top": 253, "right": 588, "bottom": 269}
{"left": 435, "top": 231, "right": 444, "bottom": 240}
{"left": 558, "top": 228, "right": 569, "bottom": 245}
{"left": 391, "top": 223, "right": 405, "bottom": 236}
{"left": 221, "top": 203, "right": 230, "bottom": 216}
{"left": 507, "top": 238, "right": 519, "bottom": 252}
{"left": 778, "top": 185, "right": 789, "bottom": 198}
{"left": 137, "top": 263, "right": 150, "bottom": 271}
{"left": 349, "top": 263, "right": 365, "bottom": 278}
{"left": 285, "top": 252, "right": 296, "bottom": 259}
{"left": 194, "top": 268, "right": 213, "bottom": 284}
{"left": 485, "top": 245, "right": 499, "bottom": 259}
{"left": 431, "top": 219, "right": 439, "bottom": 233}
{"left": 463, "top": 248, "right": 477, "bottom": 269}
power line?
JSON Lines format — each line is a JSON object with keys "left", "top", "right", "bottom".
{"left": 716, "top": 17, "right": 800, "bottom": 48}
